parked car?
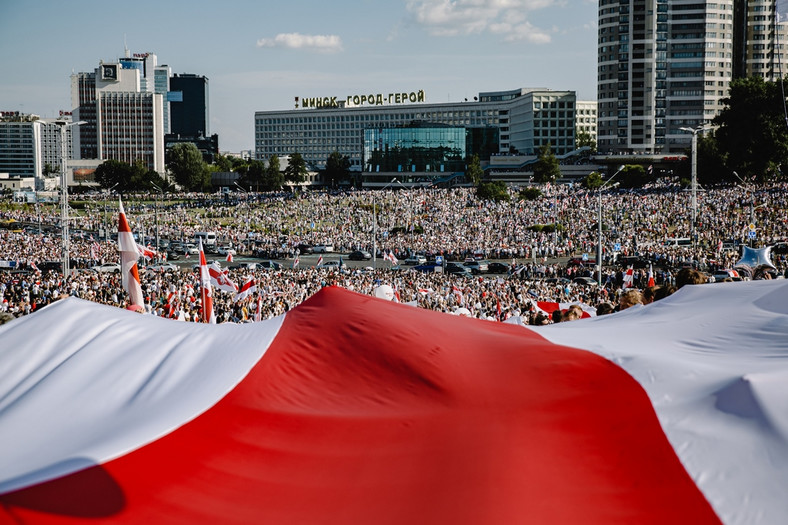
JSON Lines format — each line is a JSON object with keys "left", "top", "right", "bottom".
{"left": 412, "top": 262, "right": 441, "bottom": 273}
{"left": 404, "top": 255, "right": 427, "bottom": 265}
{"left": 184, "top": 243, "right": 199, "bottom": 255}
{"left": 487, "top": 262, "right": 511, "bottom": 274}
{"left": 572, "top": 276, "right": 598, "bottom": 286}
{"left": 90, "top": 262, "right": 121, "bottom": 274}
{"left": 257, "top": 260, "right": 282, "bottom": 270}
{"left": 296, "top": 243, "right": 314, "bottom": 255}
{"left": 322, "top": 260, "right": 345, "bottom": 269}
{"left": 463, "top": 259, "right": 489, "bottom": 274}
{"left": 444, "top": 262, "right": 472, "bottom": 276}
{"left": 217, "top": 244, "right": 237, "bottom": 256}
{"left": 349, "top": 250, "right": 372, "bottom": 261}
{"left": 165, "top": 251, "right": 181, "bottom": 261}
{"left": 312, "top": 244, "right": 334, "bottom": 253}
{"left": 145, "top": 263, "right": 178, "bottom": 274}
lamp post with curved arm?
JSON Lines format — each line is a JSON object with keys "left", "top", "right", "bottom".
{"left": 680, "top": 125, "right": 711, "bottom": 247}
{"left": 597, "top": 165, "right": 625, "bottom": 286}
{"left": 373, "top": 178, "right": 399, "bottom": 270}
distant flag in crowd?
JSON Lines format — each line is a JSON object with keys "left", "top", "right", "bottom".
{"left": 384, "top": 251, "right": 398, "bottom": 265}
{"left": 117, "top": 199, "right": 145, "bottom": 310}
{"left": 90, "top": 241, "right": 100, "bottom": 261}
{"left": 254, "top": 294, "right": 262, "bottom": 322}
{"left": 208, "top": 262, "right": 239, "bottom": 294}
{"left": 198, "top": 240, "right": 215, "bottom": 324}
{"left": 647, "top": 264, "right": 656, "bottom": 288}
{"left": 226, "top": 252, "right": 233, "bottom": 263}
{"left": 136, "top": 243, "right": 157, "bottom": 261}
{"left": 622, "top": 267, "right": 635, "bottom": 289}
{"left": 234, "top": 277, "right": 257, "bottom": 302}
{"left": 316, "top": 255, "right": 324, "bottom": 268}
{"left": 293, "top": 255, "right": 300, "bottom": 269}
{"left": 29, "top": 261, "right": 39, "bottom": 273}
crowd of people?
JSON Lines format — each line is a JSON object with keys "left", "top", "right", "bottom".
{"left": 1, "top": 179, "right": 786, "bottom": 326}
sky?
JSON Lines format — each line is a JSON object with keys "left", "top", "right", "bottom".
{"left": 0, "top": 0, "right": 598, "bottom": 153}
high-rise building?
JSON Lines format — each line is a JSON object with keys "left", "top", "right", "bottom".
{"left": 598, "top": 0, "right": 788, "bottom": 155}
{"left": 71, "top": 51, "right": 165, "bottom": 173}
{"left": 169, "top": 73, "right": 209, "bottom": 137}
{"left": 0, "top": 113, "right": 76, "bottom": 188}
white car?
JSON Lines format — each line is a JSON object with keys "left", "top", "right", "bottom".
{"left": 217, "top": 244, "right": 237, "bottom": 256}
{"left": 145, "top": 263, "right": 178, "bottom": 273}
{"left": 404, "top": 255, "right": 427, "bottom": 265}
{"left": 312, "top": 244, "right": 335, "bottom": 253}
{"left": 90, "top": 263, "right": 121, "bottom": 274}
{"left": 321, "top": 260, "right": 344, "bottom": 269}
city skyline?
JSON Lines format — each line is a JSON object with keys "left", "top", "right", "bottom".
{"left": 0, "top": 0, "right": 598, "bottom": 154}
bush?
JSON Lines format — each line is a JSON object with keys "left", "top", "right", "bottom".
{"left": 476, "top": 181, "right": 510, "bottom": 202}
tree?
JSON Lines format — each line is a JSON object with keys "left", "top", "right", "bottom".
{"left": 576, "top": 130, "right": 597, "bottom": 153}
{"left": 532, "top": 143, "right": 561, "bottom": 184}
{"left": 94, "top": 159, "right": 134, "bottom": 192}
{"left": 581, "top": 171, "right": 604, "bottom": 190}
{"left": 466, "top": 154, "right": 484, "bottom": 186}
{"left": 476, "top": 181, "right": 510, "bottom": 202}
{"left": 325, "top": 151, "right": 350, "bottom": 188}
{"left": 167, "top": 143, "right": 208, "bottom": 191}
{"left": 713, "top": 76, "right": 788, "bottom": 181}
{"left": 518, "top": 187, "right": 543, "bottom": 201}
{"left": 617, "top": 165, "right": 646, "bottom": 189}
{"left": 264, "top": 156, "right": 284, "bottom": 191}
{"left": 284, "top": 152, "right": 308, "bottom": 184}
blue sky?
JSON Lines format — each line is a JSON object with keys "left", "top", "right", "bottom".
{"left": 0, "top": 0, "right": 598, "bottom": 153}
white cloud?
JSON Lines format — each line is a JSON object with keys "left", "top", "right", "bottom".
{"left": 256, "top": 33, "right": 343, "bottom": 53}
{"left": 405, "top": 0, "right": 560, "bottom": 43}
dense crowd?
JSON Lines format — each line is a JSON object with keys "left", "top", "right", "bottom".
{"left": 1, "top": 180, "right": 786, "bottom": 325}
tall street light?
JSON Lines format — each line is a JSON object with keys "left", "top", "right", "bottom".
{"left": 679, "top": 125, "right": 711, "bottom": 247}
{"left": 597, "top": 165, "right": 625, "bottom": 286}
{"left": 151, "top": 183, "right": 163, "bottom": 260}
{"left": 104, "top": 183, "right": 119, "bottom": 242}
{"left": 57, "top": 119, "right": 86, "bottom": 277}
{"left": 372, "top": 178, "right": 398, "bottom": 270}
{"left": 234, "top": 181, "right": 250, "bottom": 239}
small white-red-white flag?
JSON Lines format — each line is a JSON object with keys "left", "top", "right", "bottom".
{"left": 209, "top": 262, "right": 239, "bottom": 294}
{"left": 234, "top": 277, "right": 257, "bottom": 302}
{"left": 117, "top": 199, "right": 145, "bottom": 311}
{"left": 647, "top": 264, "right": 656, "bottom": 288}
{"left": 623, "top": 267, "right": 635, "bottom": 289}
{"left": 316, "top": 255, "right": 323, "bottom": 267}
{"left": 254, "top": 294, "right": 262, "bottom": 322}
{"left": 226, "top": 252, "right": 233, "bottom": 263}
{"left": 198, "top": 240, "right": 215, "bottom": 324}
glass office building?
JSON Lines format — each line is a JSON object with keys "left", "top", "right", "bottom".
{"left": 363, "top": 124, "right": 498, "bottom": 181}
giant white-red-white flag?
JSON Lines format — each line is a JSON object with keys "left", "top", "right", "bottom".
{"left": 117, "top": 199, "right": 145, "bottom": 310}
{"left": 1, "top": 281, "right": 788, "bottom": 524}
{"left": 197, "top": 239, "right": 214, "bottom": 324}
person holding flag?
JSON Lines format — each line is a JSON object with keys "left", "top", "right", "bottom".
{"left": 117, "top": 199, "right": 145, "bottom": 312}
{"left": 235, "top": 277, "right": 257, "bottom": 303}
{"left": 197, "top": 239, "right": 215, "bottom": 323}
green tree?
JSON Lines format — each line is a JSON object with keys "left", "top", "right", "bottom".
{"left": 713, "top": 75, "right": 788, "bottom": 181}
{"left": 532, "top": 143, "right": 561, "bottom": 184}
{"left": 581, "top": 171, "right": 604, "bottom": 190}
{"left": 518, "top": 187, "right": 543, "bottom": 200}
{"left": 618, "top": 165, "right": 646, "bottom": 189}
{"left": 212, "top": 153, "right": 234, "bottom": 173}
{"left": 324, "top": 151, "right": 350, "bottom": 188}
{"left": 576, "top": 130, "right": 597, "bottom": 153}
{"left": 94, "top": 159, "right": 134, "bottom": 192}
{"left": 264, "top": 155, "right": 284, "bottom": 191}
{"left": 466, "top": 154, "right": 484, "bottom": 186}
{"left": 284, "top": 152, "right": 308, "bottom": 184}
{"left": 167, "top": 143, "right": 208, "bottom": 191}
{"left": 476, "top": 181, "right": 510, "bottom": 202}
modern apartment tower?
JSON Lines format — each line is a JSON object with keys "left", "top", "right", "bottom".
{"left": 598, "top": 0, "right": 788, "bottom": 155}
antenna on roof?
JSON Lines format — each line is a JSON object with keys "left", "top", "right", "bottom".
{"left": 124, "top": 34, "right": 129, "bottom": 58}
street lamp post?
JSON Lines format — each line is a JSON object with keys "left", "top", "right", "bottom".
{"left": 597, "top": 165, "right": 625, "bottom": 287}
{"left": 680, "top": 125, "right": 711, "bottom": 247}
{"left": 372, "top": 178, "right": 398, "bottom": 270}
{"left": 151, "top": 183, "right": 162, "bottom": 261}
{"left": 57, "top": 119, "right": 86, "bottom": 277}
{"left": 234, "top": 181, "right": 250, "bottom": 251}
{"left": 104, "top": 183, "right": 119, "bottom": 242}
